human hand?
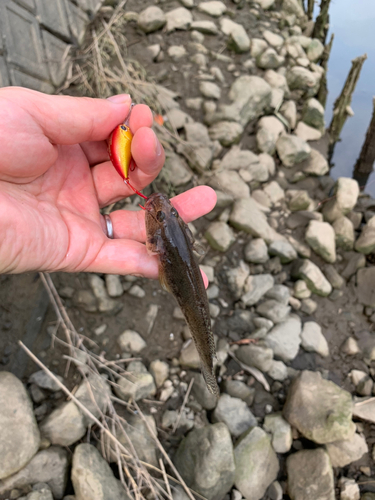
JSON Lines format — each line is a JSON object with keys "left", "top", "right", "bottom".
{"left": 0, "top": 87, "right": 217, "bottom": 279}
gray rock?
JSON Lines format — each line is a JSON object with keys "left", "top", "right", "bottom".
{"left": 300, "top": 148, "right": 329, "bottom": 176}
{"left": 342, "top": 252, "right": 366, "bottom": 280}
{"left": 263, "top": 412, "right": 293, "bottom": 453}
{"left": 263, "top": 181, "right": 285, "bottom": 204}
{"left": 105, "top": 275, "right": 123, "bottom": 297}
{"left": 287, "top": 449, "right": 334, "bottom": 500}
{"left": 89, "top": 274, "right": 118, "bottom": 313}
{"left": 356, "top": 267, "right": 375, "bottom": 307}
{"left": 174, "top": 423, "right": 235, "bottom": 500}
{"left": 259, "top": 152, "right": 276, "bottom": 177}
{"left": 162, "top": 409, "right": 194, "bottom": 432}
{"left": 287, "top": 189, "right": 312, "bottom": 212}
{"left": 301, "top": 321, "right": 329, "bottom": 357}
{"left": 352, "top": 397, "right": 375, "bottom": 423}
{"left": 300, "top": 298, "right": 318, "bottom": 314}
{"left": 75, "top": 289, "right": 97, "bottom": 312}
{"left": 276, "top": 134, "right": 311, "bottom": 167}
{"left": 209, "top": 121, "right": 244, "bottom": 146}
{"left": 234, "top": 427, "right": 279, "bottom": 500}
{"left": 213, "top": 394, "right": 257, "bottom": 437}
{"left": 225, "top": 261, "right": 250, "bottom": 299}
{"left": 305, "top": 220, "right": 336, "bottom": 263}
{"left": 295, "top": 121, "right": 322, "bottom": 141}
{"left": 302, "top": 98, "right": 325, "bottom": 131}
{"left": 283, "top": 371, "right": 356, "bottom": 444}
{"left": 164, "top": 152, "right": 193, "bottom": 186}
{"left": 307, "top": 38, "right": 325, "bottom": 62}
{"left": 266, "top": 285, "right": 291, "bottom": 305}
{"left": 166, "top": 7, "right": 193, "bottom": 32}
{"left": 118, "top": 330, "right": 146, "bottom": 354}
{"left": 190, "top": 373, "right": 218, "bottom": 410}
{"left": 26, "top": 485, "right": 54, "bottom": 500}
{"left": 114, "top": 362, "right": 156, "bottom": 401}
{"left": 265, "top": 316, "right": 301, "bottom": 361}
{"left": 205, "top": 221, "right": 236, "bottom": 252}
{"left": 40, "top": 401, "right": 86, "bottom": 447}
{"left": 211, "top": 171, "right": 249, "bottom": 198}
{"left": 326, "top": 433, "right": 368, "bottom": 467}
{"left": 219, "top": 146, "right": 259, "bottom": 171}
{"left": 257, "top": 48, "right": 284, "bottom": 69}
{"left": 190, "top": 21, "right": 218, "bottom": 36}
{"left": 75, "top": 373, "right": 111, "bottom": 426}
{"left": 230, "top": 198, "right": 284, "bottom": 243}
{"left": 355, "top": 216, "right": 375, "bottom": 254}
{"left": 72, "top": 444, "right": 129, "bottom": 500}
{"left": 200, "top": 81, "right": 221, "bottom": 100}
{"left": 222, "top": 380, "right": 255, "bottom": 406}
{"left": 0, "top": 372, "right": 40, "bottom": 480}
{"left": 29, "top": 370, "right": 63, "bottom": 392}
{"left": 244, "top": 238, "right": 269, "bottom": 264}
{"left": 341, "top": 337, "right": 360, "bottom": 356}
{"left": 128, "top": 284, "right": 145, "bottom": 298}
{"left": 282, "top": 0, "right": 304, "bottom": 16}
{"left": 269, "top": 240, "right": 297, "bottom": 263}
{"left": 138, "top": 6, "right": 166, "bottom": 33}
{"left": 280, "top": 100, "right": 297, "bottom": 130}
{"left": 220, "top": 19, "right": 250, "bottom": 53}
{"left": 267, "top": 360, "right": 289, "bottom": 381}
{"left": 257, "top": 301, "right": 291, "bottom": 325}
{"left": 292, "top": 259, "right": 332, "bottom": 296}
{"left": 264, "top": 69, "right": 289, "bottom": 93}
{"left": 198, "top": 1, "right": 226, "bottom": 17}
{"left": 294, "top": 280, "right": 311, "bottom": 299}
{"left": 149, "top": 360, "right": 169, "bottom": 388}
{"left": 236, "top": 343, "right": 274, "bottom": 372}
{"left": 332, "top": 216, "right": 355, "bottom": 250}
{"left": 254, "top": 0, "right": 275, "bottom": 8}
{"left": 179, "top": 341, "right": 201, "bottom": 369}
{"left": 0, "top": 447, "right": 68, "bottom": 499}
{"left": 322, "top": 177, "right": 360, "bottom": 222}
{"left": 242, "top": 274, "right": 275, "bottom": 306}
{"left": 185, "top": 121, "right": 211, "bottom": 146}
{"left": 338, "top": 478, "right": 360, "bottom": 500}
{"left": 286, "top": 66, "right": 320, "bottom": 95}
{"left": 256, "top": 116, "right": 285, "bottom": 155}
{"left": 166, "top": 109, "right": 193, "bottom": 130}
{"left": 263, "top": 30, "right": 284, "bottom": 48}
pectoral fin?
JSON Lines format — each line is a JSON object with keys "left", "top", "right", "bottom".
{"left": 159, "top": 269, "right": 172, "bottom": 293}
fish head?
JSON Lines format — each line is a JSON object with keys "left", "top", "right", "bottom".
{"left": 144, "top": 192, "right": 180, "bottom": 230}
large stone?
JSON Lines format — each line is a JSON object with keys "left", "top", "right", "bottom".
{"left": 283, "top": 371, "right": 356, "bottom": 444}
{"left": 256, "top": 116, "right": 285, "bottom": 155}
{"left": 166, "top": 7, "right": 193, "bottom": 31}
{"left": 305, "top": 220, "right": 336, "bottom": 263}
{"left": 234, "top": 427, "right": 279, "bottom": 500}
{"left": 72, "top": 444, "right": 129, "bottom": 500}
{"left": 137, "top": 6, "right": 166, "bottom": 33}
{"left": 276, "top": 134, "right": 311, "bottom": 167}
{"left": 292, "top": 259, "right": 332, "bottom": 296}
{"left": 174, "top": 423, "right": 235, "bottom": 500}
{"left": 0, "top": 447, "right": 68, "bottom": 499}
{"left": 212, "top": 394, "right": 257, "bottom": 437}
{"left": 265, "top": 316, "right": 302, "bottom": 362}
{"left": 286, "top": 66, "right": 320, "bottom": 95}
{"left": 241, "top": 274, "right": 275, "bottom": 306}
{"left": 322, "top": 178, "right": 360, "bottom": 222}
{"left": 0, "top": 372, "right": 40, "bottom": 480}
{"left": 300, "top": 148, "right": 329, "bottom": 176}
{"left": 301, "top": 321, "right": 329, "bottom": 357}
{"left": 357, "top": 267, "right": 375, "bottom": 308}
{"left": 209, "top": 121, "right": 244, "bottom": 146}
{"left": 333, "top": 216, "right": 355, "bottom": 250}
{"left": 220, "top": 18, "right": 250, "bottom": 53}
{"left": 287, "top": 449, "right": 334, "bottom": 500}
{"left": 302, "top": 98, "right": 325, "bottom": 130}
{"left": 205, "top": 221, "right": 236, "bottom": 252}
{"left": 230, "top": 198, "right": 284, "bottom": 243}
{"left": 326, "top": 433, "right": 368, "bottom": 467}
{"left": 40, "top": 401, "right": 86, "bottom": 447}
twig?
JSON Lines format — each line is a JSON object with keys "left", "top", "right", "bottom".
{"left": 228, "top": 351, "right": 270, "bottom": 391}
{"left": 172, "top": 377, "right": 194, "bottom": 433}
{"left": 159, "top": 458, "right": 173, "bottom": 499}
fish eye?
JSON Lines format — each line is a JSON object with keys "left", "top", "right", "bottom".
{"left": 120, "top": 125, "right": 127, "bottom": 131}
{"left": 156, "top": 211, "right": 166, "bottom": 222}
{"left": 171, "top": 207, "right": 179, "bottom": 217}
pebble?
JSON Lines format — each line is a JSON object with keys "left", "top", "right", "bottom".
{"left": 286, "top": 66, "right": 320, "bottom": 95}
{"left": 72, "top": 444, "right": 128, "bottom": 499}
{"left": 292, "top": 258, "right": 332, "bottom": 296}
{"left": 263, "top": 30, "right": 284, "bottom": 48}
{"left": 179, "top": 340, "right": 201, "bottom": 369}
{"left": 174, "top": 423, "right": 235, "bottom": 500}
{"left": 263, "top": 412, "right": 293, "bottom": 453}
{"left": 267, "top": 359, "right": 289, "bottom": 381}
{"left": 302, "top": 97, "right": 325, "bottom": 130}
{"left": 257, "top": 48, "right": 284, "bottom": 69}
{"left": 222, "top": 379, "right": 255, "bottom": 405}
{"left": 0, "top": 447, "right": 69, "bottom": 499}
{"left": 209, "top": 121, "right": 244, "bottom": 146}
{"left": 114, "top": 362, "right": 156, "bottom": 401}
{"left": 265, "top": 316, "right": 301, "bottom": 361}
{"left": 287, "top": 449, "right": 334, "bottom": 500}
{"left": 0, "top": 372, "right": 40, "bottom": 480}
{"left": 190, "top": 373, "right": 217, "bottom": 410}
{"left": 149, "top": 360, "right": 169, "bottom": 388}
{"left": 341, "top": 337, "right": 360, "bottom": 355}
{"left": 234, "top": 427, "right": 279, "bottom": 500}
{"left": 355, "top": 216, "right": 375, "bottom": 254}
{"left": 339, "top": 478, "right": 360, "bottom": 500}
{"left": 40, "top": 401, "right": 86, "bottom": 447}
{"left": 75, "top": 373, "right": 111, "bottom": 426}
{"left": 294, "top": 280, "right": 311, "bottom": 299}
{"left": 198, "top": 1, "right": 226, "bottom": 17}
{"left": 326, "top": 432, "right": 368, "bottom": 467}
{"left": 212, "top": 394, "right": 257, "bottom": 437}
{"left": 220, "top": 19, "right": 250, "bottom": 53}
{"left": 357, "top": 267, "right": 375, "bottom": 307}
{"left": 244, "top": 238, "right": 269, "bottom": 264}
{"left": 105, "top": 274, "right": 123, "bottom": 297}
{"left": 263, "top": 181, "right": 285, "bottom": 204}
{"left": 205, "top": 221, "right": 236, "bottom": 252}
{"left": 266, "top": 284, "right": 291, "bottom": 305}
{"left": 118, "top": 329, "right": 146, "bottom": 354}
{"left": 191, "top": 20, "right": 219, "bottom": 35}
{"left": 29, "top": 370, "right": 63, "bottom": 392}
{"left": 276, "top": 134, "right": 311, "bottom": 167}
{"left": 137, "top": 6, "right": 166, "bottom": 33}
{"left": 257, "top": 300, "right": 291, "bottom": 324}
{"left": 89, "top": 274, "right": 118, "bottom": 313}
{"left": 301, "top": 321, "right": 329, "bottom": 357}
{"left": 165, "top": 7, "right": 193, "bottom": 32}
{"left": 256, "top": 116, "right": 285, "bottom": 155}
{"left": 322, "top": 177, "right": 360, "bottom": 222}
{"left": 236, "top": 343, "right": 274, "bottom": 372}
{"left": 295, "top": 121, "right": 323, "bottom": 141}
{"left": 269, "top": 240, "right": 298, "bottom": 263}
{"left": 301, "top": 148, "right": 329, "bottom": 176}
{"left": 300, "top": 297, "right": 318, "bottom": 314}
{"left": 284, "top": 370, "right": 356, "bottom": 443}
{"left": 241, "top": 274, "right": 274, "bottom": 306}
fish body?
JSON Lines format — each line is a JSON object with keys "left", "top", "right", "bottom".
{"left": 145, "top": 192, "right": 219, "bottom": 397}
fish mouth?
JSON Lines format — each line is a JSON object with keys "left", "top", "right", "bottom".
{"left": 144, "top": 192, "right": 169, "bottom": 211}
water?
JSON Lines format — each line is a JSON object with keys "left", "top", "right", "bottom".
{"left": 323, "top": 0, "right": 375, "bottom": 194}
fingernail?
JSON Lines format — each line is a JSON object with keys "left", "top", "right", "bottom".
{"left": 107, "top": 94, "right": 131, "bottom": 105}
{"left": 152, "top": 129, "right": 162, "bottom": 156}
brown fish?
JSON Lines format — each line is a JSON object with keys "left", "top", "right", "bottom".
{"left": 144, "top": 192, "right": 219, "bottom": 397}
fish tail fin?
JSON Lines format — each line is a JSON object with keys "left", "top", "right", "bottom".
{"left": 202, "top": 366, "right": 220, "bottom": 399}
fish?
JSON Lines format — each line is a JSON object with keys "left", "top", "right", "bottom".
{"left": 144, "top": 192, "right": 219, "bottom": 398}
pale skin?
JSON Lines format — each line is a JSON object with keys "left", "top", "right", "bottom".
{"left": 0, "top": 87, "right": 217, "bottom": 283}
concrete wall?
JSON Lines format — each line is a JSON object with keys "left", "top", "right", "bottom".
{"left": 0, "top": 0, "right": 105, "bottom": 93}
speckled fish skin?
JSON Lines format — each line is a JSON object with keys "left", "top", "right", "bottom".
{"left": 145, "top": 192, "right": 219, "bottom": 398}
